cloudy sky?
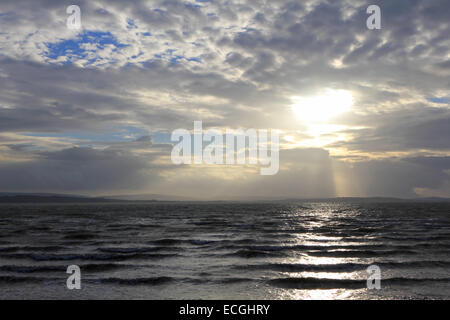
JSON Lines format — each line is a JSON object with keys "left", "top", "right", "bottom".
{"left": 0, "top": 0, "right": 449, "bottom": 199}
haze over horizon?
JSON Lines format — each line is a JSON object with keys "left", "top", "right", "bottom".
{"left": 0, "top": 0, "right": 449, "bottom": 200}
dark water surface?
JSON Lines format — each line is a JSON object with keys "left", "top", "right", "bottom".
{"left": 0, "top": 202, "right": 449, "bottom": 299}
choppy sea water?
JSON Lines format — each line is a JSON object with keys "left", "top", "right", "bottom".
{"left": 0, "top": 202, "right": 449, "bottom": 300}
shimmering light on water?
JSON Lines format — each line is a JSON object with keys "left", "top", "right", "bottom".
{"left": 0, "top": 201, "right": 449, "bottom": 299}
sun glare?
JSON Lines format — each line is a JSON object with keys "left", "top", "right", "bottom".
{"left": 291, "top": 89, "right": 353, "bottom": 123}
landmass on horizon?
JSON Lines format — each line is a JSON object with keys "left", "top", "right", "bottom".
{"left": 0, "top": 192, "right": 449, "bottom": 203}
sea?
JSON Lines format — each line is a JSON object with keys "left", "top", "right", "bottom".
{"left": 0, "top": 201, "right": 449, "bottom": 300}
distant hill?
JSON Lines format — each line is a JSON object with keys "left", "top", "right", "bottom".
{"left": 0, "top": 192, "right": 193, "bottom": 203}
{"left": 0, "top": 193, "right": 448, "bottom": 203}
{"left": 0, "top": 193, "right": 115, "bottom": 203}
{"left": 104, "top": 193, "right": 196, "bottom": 201}
{"left": 281, "top": 197, "right": 450, "bottom": 203}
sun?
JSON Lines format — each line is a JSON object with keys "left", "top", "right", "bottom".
{"left": 291, "top": 89, "right": 353, "bottom": 123}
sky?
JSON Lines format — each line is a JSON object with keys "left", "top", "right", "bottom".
{"left": 0, "top": 0, "right": 449, "bottom": 200}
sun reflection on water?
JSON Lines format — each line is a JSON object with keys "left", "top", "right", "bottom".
{"left": 269, "top": 204, "right": 372, "bottom": 300}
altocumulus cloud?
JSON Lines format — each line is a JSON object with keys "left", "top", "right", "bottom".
{"left": 0, "top": 0, "right": 449, "bottom": 198}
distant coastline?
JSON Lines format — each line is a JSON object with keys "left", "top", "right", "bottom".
{"left": 0, "top": 192, "right": 449, "bottom": 204}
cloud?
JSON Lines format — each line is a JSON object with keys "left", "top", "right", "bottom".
{"left": 0, "top": 0, "right": 449, "bottom": 198}
{"left": 331, "top": 107, "right": 450, "bottom": 152}
{"left": 333, "top": 156, "right": 450, "bottom": 198}
{"left": 0, "top": 147, "right": 153, "bottom": 193}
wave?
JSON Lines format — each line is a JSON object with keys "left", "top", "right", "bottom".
{"left": 148, "top": 238, "right": 262, "bottom": 246}
{"left": 0, "top": 263, "right": 131, "bottom": 273}
{"left": 97, "top": 246, "right": 181, "bottom": 254}
{"left": 226, "top": 249, "right": 288, "bottom": 258}
{"left": 224, "top": 247, "right": 422, "bottom": 258}
{"left": 148, "top": 239, "right": 215, "bottom": 246}
{"left": 150, "top": 239, "right": 183, "bottom": 245}
{"left": 306, "top": 249, "right": 418, "bottom": 257}
{"left": 190, "top": 240, "right": 215, "bottom": 245}
{"left": 380, "top": 235, "right": 450, "bottom": 242}
{"left": 92, "top": 276, "right": 174, "bottom": 286}
{"left": 268, "top": 277, "right": 450, "bottom": 289}
{"left": 0, "top": 252, "right": 179, "bottom": 262}
{"left": 2, "top": 274, "right": 448, "bottom": 289}
{"left": 0, "top": 275, "right": 173, "bottom": 285}
{"left": 0, "top": 245, "right": 67, "bottom": 253}
{"left": 0, "top": 276, "right": 60, "bottom": 284}
{"left": 89, "top": 276, "right": 254, "bottom": 286}
{"left": 216, "top": 277, "right": 255, "bottom": 284}
{"left": 218, "top": 242, "right": 450, "bottom": 252}
{"left": 63, "top": 233, "right": 97, "bottom": 240}
{"left": 233, "top": 260, "right": 450, "bottom": 273}
{"left": 0, "top": 265, "right": 65, "bottom": 273}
